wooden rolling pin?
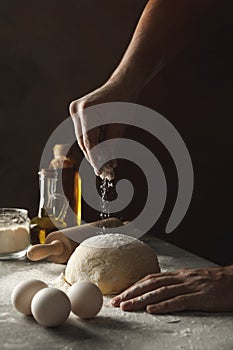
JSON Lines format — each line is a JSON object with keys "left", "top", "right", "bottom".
{"left": 27, "top": 217, "right": 123, "bottom": 264}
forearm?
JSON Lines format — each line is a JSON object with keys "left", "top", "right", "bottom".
{"left": 109, "top": 0, "right": 214, "bottom": 96}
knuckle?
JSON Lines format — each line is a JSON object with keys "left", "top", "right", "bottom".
{"left": 150, "top": 278, "right": 158, "bottom": 286}
{"left": 121, "top": 290, "right": 131, "bottom": 300}
{"left": 147, "top": 274, "right": 157, "bottom": 280}
{"left": 215, "top": 270, "right": 224, "bottom": 281}
{"left": 69, "top": 100, "right": 78, "bottom": 116}
{"left": 159, "top": 286, "right": 168, "bottom": 294}
{"left": 178, "top": 269, "right": 195, "bottom": 278}
{"left": 177, "top": 270, "right": 186, "bottom": 278}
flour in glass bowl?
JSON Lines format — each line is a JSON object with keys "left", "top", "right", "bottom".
{"left": 0, "top": 208, "right": 30, "bottom": 255}
{"left": 0, "top": 225, "right": 30, "bottom": 253}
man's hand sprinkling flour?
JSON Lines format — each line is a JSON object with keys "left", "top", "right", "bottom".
{"left": 69, "top": 81, "right": 134, "bottom": 180}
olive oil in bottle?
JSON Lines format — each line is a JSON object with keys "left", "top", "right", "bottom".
{"left": 30, "top": 169, "right": 68, "bottom": 245}
{"left": 49, "top": 144, "right": 81, "bottom": 227}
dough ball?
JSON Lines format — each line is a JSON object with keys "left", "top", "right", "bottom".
{"left": 31, "top": 288, "right": 71, "bottom": 327}
{"left": 68, "top": 281, "right": 103, "bottom": 319}
{"left": 11, "top": 279, "right": 48, "bottom": 315}
{"left": 65, "top": 233, "right": 160, "bottom": 295}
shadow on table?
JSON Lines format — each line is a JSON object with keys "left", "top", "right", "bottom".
{"left": 35, "top": 315, "right": 133, "bottom": 343}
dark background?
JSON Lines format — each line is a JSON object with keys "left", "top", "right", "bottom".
{"left": 0, "top": 1, "right": 232, "bottom": 265}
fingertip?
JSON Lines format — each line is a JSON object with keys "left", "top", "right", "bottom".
{"left": 120, "top": 302, "right": 127, "bottom": 311}
{"left": 111, "top": 296, "right": 121, "bottom": 307}
{"left": 120, "top": 301, "right": 133, "bottom": 311}
{"left": 146, "top": 304, "right": 167, "bottom": 314}
{"left": 106, "top": 171, "right": 115, "bottom": 181}
{"left": 99, "top": 165, "right": 115, "bottom": 181}
{"left": 146, "top": 305, "right": 154, "bottom": 313}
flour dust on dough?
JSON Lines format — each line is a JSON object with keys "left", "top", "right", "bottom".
{"left": 65, "top": 233, "right": 160, "bottom": 295}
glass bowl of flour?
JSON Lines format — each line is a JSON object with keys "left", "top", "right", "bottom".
{"left": 0, "top": 208, "right": 30, "bottom": 259}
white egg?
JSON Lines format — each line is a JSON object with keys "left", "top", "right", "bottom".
{"left": 11, "top": 279, "right": 48, "bottom": 316}
{"left": 68, "top": 281, "right": 103, "bottom": 319}
{"left": 31, "top": 287, "right": 71, "bottom": 327}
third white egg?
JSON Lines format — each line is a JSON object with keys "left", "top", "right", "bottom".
{"left": 68, "top": 281, "right": 103, "bottom": 319}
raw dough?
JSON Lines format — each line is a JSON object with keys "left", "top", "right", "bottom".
{"left": 65, "top": 233, "right": 160, "bottom": 295}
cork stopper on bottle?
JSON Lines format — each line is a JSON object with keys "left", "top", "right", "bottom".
{"left": 50, "top": 144, "right": 74, "bottom": 169}
{"left": 53, "top": 144, "right": 70, "bottom": 158}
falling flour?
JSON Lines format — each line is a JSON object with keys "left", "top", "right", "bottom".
{"left": 99, "top": 179, "right": 113, "bottom": 229}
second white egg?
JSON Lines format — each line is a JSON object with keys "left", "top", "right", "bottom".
{"left": 31, "top": 287, "right": 71, "bottom": 327}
